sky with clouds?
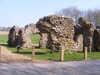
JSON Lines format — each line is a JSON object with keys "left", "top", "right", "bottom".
{"left": 0, "top": 0, "right": 100, "bottom": 27}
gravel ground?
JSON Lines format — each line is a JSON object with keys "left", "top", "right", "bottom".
{"left": 0, "top": 60, "right": 100, "bottom": 75}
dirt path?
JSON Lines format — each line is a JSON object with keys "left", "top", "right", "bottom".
{"left": 0, "top": 31, "right": 8, "bottom": 35}
{"left": 0, "top": 46, "right": 50, "bottom": 63}
{"left": 0, "top": 46, "right": 31, "bottom": 63}
{"left": 0, "top": 60, "right": 100, "bottom": 75}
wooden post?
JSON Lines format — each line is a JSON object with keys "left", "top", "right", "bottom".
{"left": 0, "top": 46, "right": 1, "bottom": 60}
{"left": 60, "top": 46, "right": 64, "bottom": 61}
{"left": 84, "top": 47, "right": 88, "bottom": 60}
{"left": 32, "top": 46, "right": 35, "bottom": 62}
{"left": 60, "top": 49, "right": 64, "bottom": 61}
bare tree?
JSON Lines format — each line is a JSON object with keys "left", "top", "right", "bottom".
{"left": 59, "top": 7, "right": 82, "bottom": 24}
{"left": 58, "top": 7, "right": 100, "bottom": 26}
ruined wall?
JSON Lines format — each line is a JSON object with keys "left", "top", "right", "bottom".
{"left": 8, "top": 26, "right": 33, "bottom": 48}
{"left": 8, "top": 17, "right": 100, "bottom": 52}
{"left": 74, "top": 17, "right": 96, "bottom": 52}
{"left": 36, "top": 15, "right": 76, "bottom": 51}
{"left": 25, "top": 23, "right": 39, "bottom": 34}
{"left": 8, "top": 26, "right": 19, "bottom": 46}
{"left": 93, "top": 29, "right": 100, "bottom": 51}
{"left": 74, "top": 24, "right": 83, "bottom": 51}
{"left": 16, "top": 29, "right": 33, "bottom": 48}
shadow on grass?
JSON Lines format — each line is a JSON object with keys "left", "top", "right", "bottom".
{"left": 1, "top": 44, "right": 8, "bottom": 46}
{"left": 0, "top": 44, "right": 15, "bottom": 48}
{"left": 17, "top": 52, "right": 32, "bottom": 54}
{"left": 18, "top": 52, "right": 46, "bottom": 55}
{"left": 35, "top": 52, "right": 46, "bottom": 55}
{"left": 19, "top": 52, "right": 46, "bottom": 56}
{"left": 35, "top": 46, "right": 40, "bottom": 49}
{"left": 1, "top": 44, "right": 48, "bottom": 56}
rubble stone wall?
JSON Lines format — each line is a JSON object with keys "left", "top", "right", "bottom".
{"left": 8, "top": 26, "right": 33, "bottom": 48}
{"left": 93, "top": 29, "right": 100, "bottom": 51}
{"left": 36, "top": 15, "right": 77, "bottom": 51}
{"left": 74, "top": 17, "right": 96, "bottom": 52}
{"left": 8, "top": 16, "right": 100, "bottom": 52}
{"left": 8, "top": 26, "right": 19, "bottom": 46}
{"left": 25, "top": 23, "right": 39, "bottom": 34}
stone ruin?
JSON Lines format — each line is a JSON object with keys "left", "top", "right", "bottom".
{"left": 93, "top": 24, "right": 100, "bottom": 51}
{"left": 8, "top": 25, "right": 33, "bottom": 48}
{"left": 8, "top": 26, "right": 19, "bottom": 46}
{"left": 8, "top": 23, "right": 40, "bottom": 48}
{"left": 8, "top": 16, "right": 100, "bottom": 52}
{"left": 74, "top": 17, "right": 96, "bottom": 52}
{"left": 36, "top": 15, "right": 100, "bottom": 52}
{"left": 16, "top": 29, "right": 33, "bottom": 48}
{"left": 25, "top": 23, "right": 39, "bottom": 34}
{"left": 93, "top": 29, "right": 100, "bottom": 51}
{"left": 36, "top": 15, "right": 77, "bottom": 51}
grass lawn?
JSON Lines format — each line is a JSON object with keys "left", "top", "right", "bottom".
{"left": 30, "top": 34, "right": 40, "bottom": 44}
{"left": 0, "top": 34, "right": 8, "bottom": 43}
{"left": 0, "top": 34, "right": 40, "bottom": 44}
{"left": 0, "top": 34, "right": 100, "bottom": 61}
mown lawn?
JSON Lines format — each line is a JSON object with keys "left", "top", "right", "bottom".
{"left": 0, "top": 34, "right": 8, "bottom": 43}
{"left": 0, "top": 34, "right": 100, "bottom": 61}
{"left": 0, "top": 34, "right": 40, "bottom": 44}
{"left": 30, "top": 34, "right": 40, "bottom": 44}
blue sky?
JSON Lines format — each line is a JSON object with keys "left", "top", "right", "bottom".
{"left": 0, "top": 0, "right": 100, "bottom": 27}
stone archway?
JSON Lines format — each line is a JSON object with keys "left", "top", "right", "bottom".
{"left": 36, "top": 15, "right": 76, "bottom": 51}
{"left": 74, "top": 17, "right": 96, "bottom": 52}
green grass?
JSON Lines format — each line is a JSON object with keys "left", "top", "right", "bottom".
{"left": 2, "top": 44, "right": 100, "bottom": 61}
{"left": 30, "top": 34, "right": 40, "bottom": 44}
{"left": 1, "top": 34, "right": 100, "bottom": 61}
{"left": 0, "top": 34, "right": 8, "bottom": 43}
{"left": 0, "top": 34, "right": 40, "bottom": 44}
